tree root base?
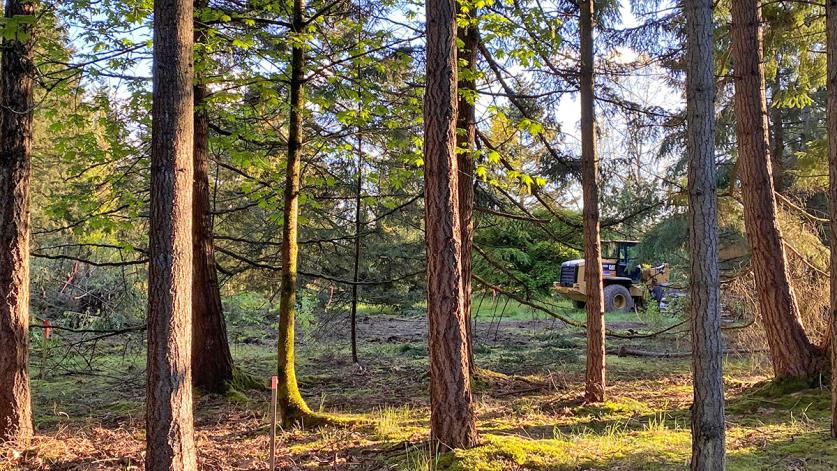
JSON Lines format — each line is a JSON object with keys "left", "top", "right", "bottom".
{"left": 748, "top": 375, "right": 826, "bottom": 398}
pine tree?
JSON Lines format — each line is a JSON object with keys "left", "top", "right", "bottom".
{"left": 685, "top": 0, "right": 726, "bottom": 465}
{"left": 145, "top": 0, "right": 198, "bottom": 466}
{"left": 730, "top": 0, "right": 823, "bottom": 379}
{"left": 191, "top": 0, "right": 235, "bottom": 393}
{"left": 0, "top": 0, "right": 37, "bottom": 445}
{"left": 579, "top": 0, "right": 605, "bottom": 403}
{"left": 425, "top": 0, "right": 478, "bottom": 449}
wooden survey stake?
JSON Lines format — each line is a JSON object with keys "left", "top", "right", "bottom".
{"left": 269, "top": 375, "right": 277, "bottom": 471}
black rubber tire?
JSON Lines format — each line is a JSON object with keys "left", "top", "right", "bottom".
{"left": 573, "top": 300, "right": 586, "bottom": 310}
{"left": 604, "top": 284, "right": 634, "bottom": 313}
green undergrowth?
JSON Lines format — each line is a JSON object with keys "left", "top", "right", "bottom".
{"left": 407, "top": 420, "right": 837, "bottom": 470}
{"left": 400, "top": 401, "right": 834, "bottom": 470}
{"left": 725, "top": 378, "right": 830, "bottom": 427}
{"left": 738, "top": 375, "right": 827, "bottom": 399}
{"left": 399, "top": 427, "right": 691, "bottom": 471}
{"left": 727, "top": 425, "right": 837, "bottom": 470}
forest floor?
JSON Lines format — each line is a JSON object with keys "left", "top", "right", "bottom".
{"left": 3, "top": 299, "right": 835, "bottom": 470}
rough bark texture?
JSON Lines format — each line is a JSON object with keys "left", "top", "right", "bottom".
{"left": 827, "top": 0, "right": 837, "bottom": 439}
{"left": 456, "top": 10, "right": 478, "bottom": 376}
{"left": 730, "top": 0, "right": 823, "bottom": 378}
{"left": 146, "top": 0, "right": 197, "bottom": 467}
{"left": 580, "top": 0, "right": 605, "bottom": 404}
{"left": 425, "top": 0, "right": 478, "bottom": 450}
{"left": 686, "top": 0, "right": 726, "bottom": 465}
{"left": 277, "top": 0, "right": 315, "bottom": 426}
{"left": 0, "top": 0, "right": 35, "bottom": 445}
{"left": 191, "top": 0, "right": 235, "bottom": 393}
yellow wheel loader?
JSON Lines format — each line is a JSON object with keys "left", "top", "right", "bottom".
{"left": 553, "top": 240, "right": 670, "bottom": 313}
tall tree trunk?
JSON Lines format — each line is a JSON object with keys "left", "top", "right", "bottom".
{"left": 580, "top": 0, "right": 605, "bottom": 404}
{"left": 191, "top": 0, "right": 235, "bottom": 393}
{"left": 425, "top": 0, "right": 478, "bottom": 450}
{"left": 146, "top": 0, "right": 197, "bottom": 467}
{"left": 456, "top": 8, "right": 478, "bottom": 376}
{"left": 277, "top": 0, "right": 315, "bottom": 426}
{"left": 686, "top": 0, "right": 726, "bottom": 466}
{"left": 0, "top": 0, "right": 35, "bottom": 445}
{"left": 350, "top": 135, "right": 362, "bottom": 365}
{"left": 826, "top": 0, "right": 837, "bottom": 439}
{"left": 730, "top": 0, "right": 823, "bottom": 379}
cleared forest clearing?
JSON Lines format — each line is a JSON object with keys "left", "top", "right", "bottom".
{"left": 7, "top": 302, "right": 832, "bottom": 470}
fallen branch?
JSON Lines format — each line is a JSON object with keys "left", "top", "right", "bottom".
{"left": 31, "top": 252, "right": 146, "bottom": 267}
{"left": 29, "top": 324, "right": 145, "bottom": 335}
{"left": 609, "top": 346, "right": 768, "bottom": 358}
{"left": 775, "top": 191, "right": 828, "bottom": 224}
{"left": 475, "top": 206, "right": 548, "bottom": 223}
{"left": 782, "top": 240, "right": 828, "bottom": 278}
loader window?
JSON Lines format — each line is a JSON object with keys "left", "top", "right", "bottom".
{"left": 616, "top": 243, "right": 641, "bottom": 281}
{"left": 623, "top": 244, "right": 637, "bottom": 263}
{"left": 602, "top": 242, "right": 619, "bottom": 259}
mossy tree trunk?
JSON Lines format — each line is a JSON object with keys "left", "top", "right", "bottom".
{"left": 425, "top": 0, "right": 478, "bottom": 450}
{"left": 685, "top": 0, "right": 726, "bottom": 466}
{"left": 579, "top": 0, "right": 605, "bottom": 404}
{"left": 146, "top": 0, "right": 198, "bottom": 466}
{"left": 730, "top": 0, "right": 824, "bottom": 379}
{"left": 276, "top": 0, "right": 315, "bottom": 427}
{"left": 0, "top": 0, "right": 36, "bottom": 445}
{"left": 191, "top": 0, "right": 235, "bottom": 394}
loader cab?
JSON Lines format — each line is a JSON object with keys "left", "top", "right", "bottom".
{"left": 554, "top": 239, "right": 669, "bottom": 313}
{"left": 601, "top": 240, "right": 640, "bottom": 282}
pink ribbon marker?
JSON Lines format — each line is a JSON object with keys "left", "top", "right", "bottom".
{"left": 271, "top": 375, "right": 278, "bottom": 390}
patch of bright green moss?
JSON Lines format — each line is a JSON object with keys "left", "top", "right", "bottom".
{"left": 432, "top": 427, "right": 691, "bottom": 471}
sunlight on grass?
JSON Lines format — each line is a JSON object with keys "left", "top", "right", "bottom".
{"left": 437, "top": 427, "right": 691, "bottom": 471}
{"left": 401, "top": 443, "right": 445, "bottom": 471}
{"left": 374, "top": 405, "right": 411, "bottom": 440}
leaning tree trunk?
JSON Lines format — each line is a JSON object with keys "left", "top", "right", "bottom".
{"left": 685, "top": 0, "right": 726, "bottom": 466}
{"left": 730, "top": 0, "right": 822, "bottom": 379}
{"left": 276, "top": 0, "right": 316, "bottom": 427}
{"left": 826, "top": 0, "right": 837, "bottom": 439}
{"left": 0, "top": 0, "right": 36, "bottom": 445}
{"left": 579, "top": 0, "right": 605, "bottom": 404}
{"left": 425, "top": 0, "right": 478, "bottom": 450}
{"left": 456, "top": 9, "right": 478, "bottom": 376}
{"left": 146, "top": 0, "right": 197, "bottom": 467}
{"left": 191, "top": 0, "right": 235, "bottom": 393}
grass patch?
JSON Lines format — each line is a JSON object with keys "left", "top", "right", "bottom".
{"left": 374, "top": 405, "right": 416, "bottom": 440}
{"left": 429, "top": 427, "right": 691, "bottom": 471}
